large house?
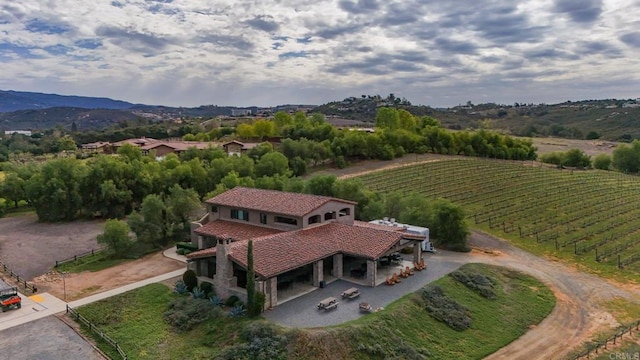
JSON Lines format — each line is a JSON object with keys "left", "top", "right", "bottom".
{"left": 187, "top": 187, "right": 425, "bottom": 309}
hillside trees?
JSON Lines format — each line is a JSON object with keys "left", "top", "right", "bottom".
{"left": 540, "top": 149, "right": 591, "bottom": 169}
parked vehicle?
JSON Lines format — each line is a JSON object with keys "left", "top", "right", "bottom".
{"left": 369, "top": 218, "right": 436, "bottom": 252}
{"left": 0, "top": 283, "right": 21, "bottom": 312}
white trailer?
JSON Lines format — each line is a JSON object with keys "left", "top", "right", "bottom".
{"left": 369, "top": 218, "right": 436, "bottom": 252}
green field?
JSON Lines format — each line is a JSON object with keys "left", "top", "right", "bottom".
{"left": 357, "top": 158, "right": 640, "bottom": 280}
{"left": 76, "top": 264, "right": 554, "bottom": 360}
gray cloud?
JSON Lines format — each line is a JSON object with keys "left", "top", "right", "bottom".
{"left": 619, "top": 32, "right": 640, "bottom": 48}
{"left": 434, "top": 38, "right": 477, "bottom": 55}
{"left": 96, "top": 26, "right": 175, "bottom": 53}
{"left": 338, "top": 0, "right": 380, "bottom": 14}
{"left": 524, "top": 47, "right": 579, "bottom": 60}
{"left": 197, "top": 34, "right": 255, "bottom": 52}
{"left": 244, "top": 15, "right": 280, "bottom": 33}
{"left": 553, "top": 0, "right": 603, "bottom": 23}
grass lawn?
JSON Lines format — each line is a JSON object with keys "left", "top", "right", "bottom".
{"left": 75, "top": 264, "right": 555, "bottom": 360}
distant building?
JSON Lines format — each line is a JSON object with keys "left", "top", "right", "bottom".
{"left": 231, "top": 108, "right": 253, "bottom": 117}
{"left": 222, "top": 140, "right": 259, "bottom": 156}
{"left": 4, "top": 130, "right": 32, "bottom": 136}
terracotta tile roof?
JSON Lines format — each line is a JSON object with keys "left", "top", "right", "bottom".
{"left": 228, "top": 222, "right": 421, "bottom": 278}
{"left": 187, "top": 247, "right": 217, "bottom": 259}
{"left": 205, "top": 187, "right": 357, "bottom": 217}
{"left": 141, "top": 141, "right": 217, "bottom": 152}
{"left": 194, "top": 220, "right": 283, "bottom": 242}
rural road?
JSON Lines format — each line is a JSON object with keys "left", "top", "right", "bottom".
{"left": 467, "top": 231, "right": 639, "bottom": 360}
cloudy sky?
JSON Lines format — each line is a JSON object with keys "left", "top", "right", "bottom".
{"left": 1, "top": 0, "right": 639, "bottom": 108}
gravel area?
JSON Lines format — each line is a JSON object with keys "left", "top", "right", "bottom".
{"left": 0, "top": 316, "right": 104, "bottom": 360}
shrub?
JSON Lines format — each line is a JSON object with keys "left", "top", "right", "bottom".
{"left": 421, "top": 285, "right": 472, "bottom": 331}
{"left": 254, "top": 291, "right": 265, "bottom": 314}
{"left": 200, "top": 281, "right": 214, "bottom": 297}
{"left": 183, "top": 269, "right": 198, "bottom": 292}
{"left": 218, "top": 322, "right": 287, "bottom": 360}
{"left": 225, "top": 295, "right": 241, "bottom": 307}
{"left": 173, "top": 280, "right": 188, "bottom": 295}
{"left": 164, "top": 297, "right": 214, "bottom": 332}
{"left": 450, "top": 269, "right": 496, "bottom": 299}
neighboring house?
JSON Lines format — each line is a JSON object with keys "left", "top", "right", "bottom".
{"left": 231, "top": 108, "right": 253, "bottom": 117}
{"left": 222, "top": 140, "right": 259, "bottom": 156}
{"left": 141, "top": 141, "right": 215, "bottom": 159}
{"left": 80, "top": 141, "right": 111, "bottom": 153}
{"left": 92, "top": 138, "right": 217, "bottom": 159}
{"left": 187, "top": 187, "right": 424, "bottom": 309}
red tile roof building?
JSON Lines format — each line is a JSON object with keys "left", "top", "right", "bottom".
{"left": 186, "top": 187, "right": 425, "bottom": 309}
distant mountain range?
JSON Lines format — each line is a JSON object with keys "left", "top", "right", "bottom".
{"left": 1, "top": 90, "right": 639, "bottom": 141}
{"left": 0, "top": 90, "right": 136, "bottom": 112}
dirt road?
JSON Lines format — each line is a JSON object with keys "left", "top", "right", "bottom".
{"left": 464, "top": 231, "right": 639, "bottom": 360}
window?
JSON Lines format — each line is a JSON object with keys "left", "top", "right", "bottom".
{"left": 260, "top": 213, "right": 267, "bottom": 224}
{"left": 231, "top": 209, "right": 249, "bottom": 221}
{"left": 275, "top": 216, "right": 297, "bottom": 226}
{"left": 211, "top": 206, "right": 218, "bottom": 213}
{"left": 308, "top": 215, "right": 321, "bottom": 225}
{"left": 324, "top": 212, "right": 335, "bottom": 221}
{"left": 339, "top": 208, "right": 351, "bottom": 217}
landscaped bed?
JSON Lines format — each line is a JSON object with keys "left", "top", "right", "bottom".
{"left": 73, "top": 263, "right": 555, "bottom": 360}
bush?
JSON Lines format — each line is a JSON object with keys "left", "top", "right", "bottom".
{"left": 421, "top": 285, "right": 472, "bottom": 331}
{"left": 200, "top": 281, "right": 215, "bottom": 297}
{"left": 177, "top": 241, "right": 199, "bottom": 252}
{"left": 183, "top": 269, "right": 198, "bottom": 292}
{"left": 218, "top": 322, "right": 287, "bottom": 360}
{"left": 254, "top": 291, "right": 265, "bottom": 314}
{"left": 450, "top": 269, "right": 496, "bottom": 299}
{"left": 225, "top": 295, "right": 241, "bottom": 307}
{"left": 228, "top": 304, "right": 246, "bottom": 318}
{"left": 164, "top": 297, "right": 215, "bottom": 332}
{"left": 210, "top": 296, "right": 224, "bottom": 307}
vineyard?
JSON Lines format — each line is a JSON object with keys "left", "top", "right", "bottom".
{"left": 357, "top": 158, "right": 640, "bottom": 277}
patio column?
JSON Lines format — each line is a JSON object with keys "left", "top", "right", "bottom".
{"left": 333, "top": 254, "right": 343, "bottom": 278}
{"left": 413, "top": 242, "right": 422, "bottom": 265}
{"left": 312, "top": 260, "right": 324, "bottom": 287}
{"left": 266, "top": 277, "right": 277, "bottom": 308}
{"left": 366, "top": 260, "right": 376, "bottom": 287}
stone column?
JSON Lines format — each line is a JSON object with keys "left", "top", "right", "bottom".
{"left": 267, "top": 277, "right": 278, "bottom": 308}
{"left": 214, "top": 237, "right": 234, "bottom": 299}
{"left": 312, "top": 260, "right": 324, "bottom": 287}
{"left": 366, "top": 259, "right": 377, "bottom": 287}
{"left": 413, "top": 242, "right": 422, "bottom": 266}
{"left": 333, "top": 254, "right": 343, "bottom": 278}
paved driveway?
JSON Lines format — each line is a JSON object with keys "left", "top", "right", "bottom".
{"left": 263, "top": 251, "right": 468, "bottom": 328}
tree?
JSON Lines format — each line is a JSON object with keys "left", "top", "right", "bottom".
{"left": 128, "top": 194, "right": 169, "bottom": 247}
{"left": 255, "top": 152, "right": 291, "bottom": 178}
{"left": 0, "top": 172, "right": 26, "bottom": 208}
{"left": 57, "top": 136, "right": 77, "bottom": 152}
{"left": 562, "top": 148, "right": 591, "bottom": 169}
{"left": 429, "top": 199, "right": 469, "bottom": 251}
{"left": 375, "top": 107, "right": 400, "bottom": 130}
{"left": 246, "top": 240, "right": 260, "bottom": 317}
{"left": 165, "top": 185, "right": 203, "bottom": 241}
{"left": 593, "top": 153, "right": 611, "bottom": 170}
{"left": 236, "top": 123, "right": 256, "bottom": 139}
{"left": 305, "top": 175, "right": 336, "bottom": 196}
{"left": 253, "top": 119, "right": 275, "bottom": 139}
{"left": 98, "top": 219, "right": 133, "bottom": 258}
{"left": 273, "top": 111, "right": 293, "bottom": 131}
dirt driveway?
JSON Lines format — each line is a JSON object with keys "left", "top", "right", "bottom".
{"left": 467, "top": 231, "right": 640, "bottom": 359}
{"left": 0, "top": 215, "right": 104, "bottom": 280}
